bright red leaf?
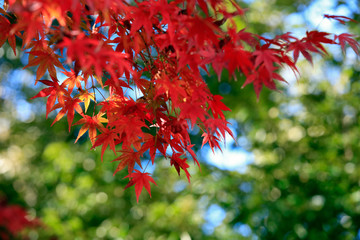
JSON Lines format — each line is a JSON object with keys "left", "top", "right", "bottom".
{"left": 124, "top": 170, "right": 157, "bottom": 203}
{"left": 92, "top": 128, "right": 119, "bottom": 162}
{"left": 51, "top": 96, "right": 83, "bottom": 132}
{"left": 30, "top": 78, "right": 69, "bottom": 118}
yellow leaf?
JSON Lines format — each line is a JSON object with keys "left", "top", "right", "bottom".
{"left": 78, "top": 90, "right": 95, "bottom": 113}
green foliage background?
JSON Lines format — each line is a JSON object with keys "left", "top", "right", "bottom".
{"left": 0, "top": 0, "right": 360, "bottom": 239}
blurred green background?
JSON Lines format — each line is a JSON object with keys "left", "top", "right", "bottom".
{"left": 1, "top": 0, "right": 360, "bottom": 239}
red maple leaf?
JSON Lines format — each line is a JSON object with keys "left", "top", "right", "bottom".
{"left": 24, "top": 50, "right": 64, "bottom": 80}
{"left": 287, "top": 39, "right": 319, "bottom": 64}
{"left": 243, "top": 65, "right": 287, "bottom": 98}
{"left": 124, "top": 170, "right": 157, "bottom": 203}
{"left": 201, "top": 132, "right": 221, "bottom": 153}
{"left": 51, "top": 96, "right": 83, "bottom": 131}
{"left": 141, "top": 133, "right": 168, "bottom": 164}
{"left": 9, "top": 7, "right": 45, "bottom": 45}
{"left": 186, "top": 144, "right": 200, "bottom": 168}
{"left": 335, "top": 33, "right": 360, "bottom": 55}
{"left": 92, "top": 128, "right": 119, "bottom": 161}
{"left": 186, "top": 15, "right": 222, "bottom": 47}
{"left": 208, "top": 95, "right": 231, "bottom": 120}
{"left": 30, "top": 78, "right": 69, "bottom": 118}
{"left": 170, "top": 153, "right": 191, "bottom": 182}
{"left": 0, "top": 14, "right": 17, "bottom": 55}
{"left": 254, "top": 48, "right": 279, "bottom": 70}
{"left": 324, "top": 14, "right": 358, "bottom": 25}
{"left": 305, "top": 30, "right": 335, "bottom": 54}
{"left": 112, "top": 149, "right": 143, "bottom": 175}
{"left": 128, "top": 3, "right": 155, "bottom": 38}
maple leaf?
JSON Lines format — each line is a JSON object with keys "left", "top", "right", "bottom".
{"left": 279, "top": 52, "right": 299, "bottom": 77}
{"left": 305, "top": 31, "right": 335, "bottom": 54}
{"left": 335, "top": 33, "right": 360, "bottom": 55}
{"left": 30, "top": 78, "right": 69, "bottom": 118}
{"left": 92, "top": 128, "right": 119, "bottom": 161}
{"left": 9, "top": 8, "right": 45, "bottom": 46}
{"left": 51, "top": 96, "right": 83, "bottom": 131}
{"left": 60, "top": 69, "right": 85, "bottom": 94}
{"left": 124, "top": 170, "right": 157, "bottom": 203}
{"left": 109, "top": 116, "right": 147, "bottom": 149}
{"left": 24, "top": 50, "right": 64, "bottom": 80}
{"left": 73, "top": 113, "right": 107, "bottom": 145}
{"left": 155, "top": 74, "right": 187, "bottom": 105}
{"left": 128, "top": 3, "right": 154, "bottom": 38}
{"left": 243, "top": 65, "right": 287, "bottom": 98}
{"left": 170, "top": 153, "right": 191, "bottom": 182}
{"left": 199, "top": 118, "right": 235, "bottom": 153}
{"left": 223, "top": 45, "right": 253, "bottom": 78}
{"left": 0, "top": 204, "right": 41, "bottom": 234}
{"left": 163, "top": 116, "right": 191, "bottom": 145}
{"left": 77, "top": 90, "right": 95, "bottom": 113}
{"left": 112, "top": 149, "right": 143, "bottom": 175}
{"left": 178, "top": 101, "right": 208, "bottom": 127}
{"left": 57, "top": 34, "right": 132, "bottom": 81}
{"left": 208, "top": 95, "right": 231, "bottom": 120}
{"left": 141, "top": 133, "right": 168, "bottom": 164}
{"left": 0, "top": 15, "right": 17, "bottom": 55}
{"left": 40, "top": 0, "right": 72, "bottom": 27}
{"left": 253, "top": 47, "right": 281, "bottom": 73}
{"left": 186, "top": 16, "right": 222, "bottom": 46}
{"left": 286, "top": 31, "right": 336, "bottom": 64}
{"left": 324, "top": 14, "right": 358, "bottom": 25}
{"left": 287, "top": 39, "right": 319, "bottom": 64}
{"left": 201, "top": 132, "right": 221, "bottom": 153}
{"left": 186, "top": 144, "right": 201, "bottom": 169}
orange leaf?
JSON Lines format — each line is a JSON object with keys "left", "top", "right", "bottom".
{"left": 73, "top": 113, "right": 107, "bottom": 144}
{"left": 77, "top": 90, "right": 95, "bottom": 113}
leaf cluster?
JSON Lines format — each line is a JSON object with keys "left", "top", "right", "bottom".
{"left": 0, "top": 0, "right": 358, "bottom": 200}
